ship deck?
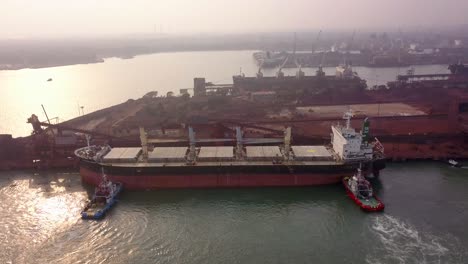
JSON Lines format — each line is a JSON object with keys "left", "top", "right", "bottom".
{"left": 96, "top": 145, "right": 349, "bottom": 167}
{"left": 100, "top": 159, "right": 344, "bottom": 168}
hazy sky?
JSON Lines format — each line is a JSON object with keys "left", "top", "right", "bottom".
{"left": 1, "top": 0, "right": 468, "bottom": 38}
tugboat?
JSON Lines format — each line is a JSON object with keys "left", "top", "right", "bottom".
{"left": 343, "top": 168, "right": 384, "bottom": 212}
{"left": 81, "top": 170, "right": 122, "bottom": 220}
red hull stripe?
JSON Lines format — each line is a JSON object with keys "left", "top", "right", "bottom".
{"left": 80, "top": 167, "right": 344, "bottom": 190}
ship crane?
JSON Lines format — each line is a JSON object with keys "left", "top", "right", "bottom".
{"left": 295, "top": 64, "right": 304, "bottom": 79}
{"left": 283, "top": 127, "right": 292, "bottom": 160}
{"left": 139, "top": 126, "right": 201, "bottom": 163}
{"left": 311, "top": 30, "right": 322, "bottom": 55}
{"left": 319, "top": 46, "right": 327, "bottom": 74}
{"left": 235, "top": 127, "right": 244, "bottom": 159}
{"left": 336, "top": 31, "right": 356, "bottom": 79}
{"left": 277, "top": 32, "right": 300, "bottom": 78}
{"left": 397, "top": 28, "right": 404, "bottom": 65}
{"left": 313, "top": 30, "right": 326, "bottom": 77}
{"left": 293, "top": 32, "right": 305, "bottom": 79}
{"left": 344, "top": 30, "right": 356, "bottom": 66}
{"left": 256, "top": 61, "right": 264, "bottom": 78}
{"left": 276, "top": 56, "right": 288, "bottom": 78}
{"left": 235, "top": 126, "right": 294, "bottom": 160}
{"left": 188, "top": 127, "right": 197, "bottom": 162}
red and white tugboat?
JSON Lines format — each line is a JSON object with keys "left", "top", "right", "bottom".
{"left": 343, "top": 168, "right": 384, "bottom": 212}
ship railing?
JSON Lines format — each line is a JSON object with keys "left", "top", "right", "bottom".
{"left": 343, "top": 156, "right": 374, "bottom": 162}
{"left": 372, "top": 137, "right": 385, "bottom": 155}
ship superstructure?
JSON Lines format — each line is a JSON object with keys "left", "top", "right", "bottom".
{"left": 331, "top": 113, "right": 374, "bottom": 161}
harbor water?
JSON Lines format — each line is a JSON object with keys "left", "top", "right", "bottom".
{"left": 0, "top": 50, "right": 450, "bottom": 137}
{"left": 0, "top": 50, "right": 464, "bottom": 263}
{"left": 1, "top": 161, "right": 468, "bottom": 263}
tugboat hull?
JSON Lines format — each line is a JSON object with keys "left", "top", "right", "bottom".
{"left": 342, "top": 177, "right": 384, "bottom": 212}
{"left": 81, "top": 182, "right": 122, "bottom": 220}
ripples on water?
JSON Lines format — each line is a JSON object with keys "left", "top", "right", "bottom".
{"left": 1, "top": 162, "right": 468, "bottom": 263}
{"left": 0, "top": 171, "right": 87, "bottom": 263}
{"left": 366, "top": 215, "right": 465, "bottom": 264}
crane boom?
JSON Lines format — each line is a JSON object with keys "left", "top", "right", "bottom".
{"left": 312, "top": 30, "right": 322, "bottom": 54}
{"left": 345, "top": 30, "right": 356, "bottom": 65}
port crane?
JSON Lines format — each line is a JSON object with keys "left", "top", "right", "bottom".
{"left": 277, "top": 32, "right": 300, "bottom": 78}
{"left": 27, "top": 114, "right": 115, "bottom": 139}
{"left": 312, "top": 30, "right": 322, "bottom": 55}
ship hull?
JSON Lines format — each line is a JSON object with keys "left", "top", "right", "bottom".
{"left": 79, "top": 160, "right": 385, "bottom": 190}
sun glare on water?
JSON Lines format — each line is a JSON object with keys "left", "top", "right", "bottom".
{"left": 36, "top": 195, "right": 75, "bottom": 223}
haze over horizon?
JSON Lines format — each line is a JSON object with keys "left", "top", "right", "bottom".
{"left": 1, "top": 0, "right": 468, "bottom": 38}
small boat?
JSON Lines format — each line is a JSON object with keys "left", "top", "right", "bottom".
{"left": 81, "top": 172, "right": 122, "bottom": 220}
{"left": 448, "top": 159, "right": 462, "bottom": 168}
{"left": 343, "top": 169, "right": 384, "bottom": 212}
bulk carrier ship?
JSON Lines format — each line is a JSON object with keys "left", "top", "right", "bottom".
{"left": 75, "top": 113, "right": 385, "bottom": 189}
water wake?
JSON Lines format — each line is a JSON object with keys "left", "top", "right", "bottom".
{"left": 366, "top": 215, "right": 466, "bottom": 264}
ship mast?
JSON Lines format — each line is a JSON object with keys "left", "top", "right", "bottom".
{"left": 276, "top": 56, "right": 287, "bottom": 78}
{"left": 293, "top": 32, "right": 304, "bottom": 79}
{"left": 188, "top": 126, "right": 197, "bottom": 161}
{"left": 85, "top": 134, "right": 91, "bottom": 148}
{"left": 344, "top": 30, "right": 356, "bottom": 66}
{"left": 283, "top": 127, "right": 292, "bottom": 160}
{"left": 139, "top": 127, "right": 148, "bottom": 162}
{"left": 343, "top": 110, "right": 354, "bottom": 129}
{"left": 235, "top": 127, "right": 244, "bottom": 159}
{"left": 312, "top": 30, "right": 322, "bottom": 55}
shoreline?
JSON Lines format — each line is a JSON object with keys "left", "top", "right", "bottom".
{"left": 0, "top": 58, "right": 105, "bottom": 71}
{"left": 0, "top": 48, "right": 254, "bottom": 71}
{"left": 0, "top": 48, "right": 456, "bottom": 71}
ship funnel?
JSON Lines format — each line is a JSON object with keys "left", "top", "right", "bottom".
{"left": 361, "top": 117, "right": 370, "bottom": 144}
